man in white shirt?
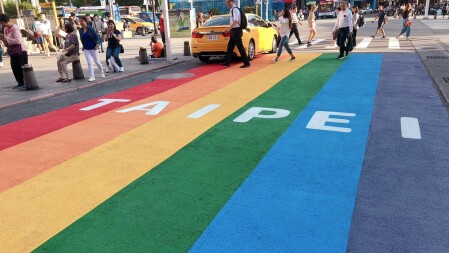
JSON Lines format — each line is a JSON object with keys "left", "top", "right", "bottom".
{"left": 39, "top": 13, "right": 59, "bottom": 54}
{"left": 332, "top": 3, "right": 353, "bottom": 59}
{"left": 222, "top": 0, "right": 250, "bottom": 68}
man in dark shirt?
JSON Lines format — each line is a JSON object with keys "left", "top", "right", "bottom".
{"left": 370, "top": 6, "right": 387, "bottom": 39}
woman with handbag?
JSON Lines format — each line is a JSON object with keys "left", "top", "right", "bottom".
{"left": 396, "top": 3, "right": 412, "bottom": 40}
{"left": 79, "top": 16, "right": 104, "bottom": 82}
{"left": 105, "top": 20, "right": 124, "bottom": 73}
{"left": 56, "top": 24, "right": 80, "bottom": 83}
{"left": 0, "top": 14, "right": 28, "bottom": 89}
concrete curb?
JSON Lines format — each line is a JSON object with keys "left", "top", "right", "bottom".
{"left": 0, "top": 59, "right": 192, "bottom": 111}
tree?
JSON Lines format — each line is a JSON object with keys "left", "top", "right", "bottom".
{"left": 4, "top": 1, "right": 38, "bottom": 17}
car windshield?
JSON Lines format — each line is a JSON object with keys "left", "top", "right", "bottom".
{"left": 202, "top": 16, "right": 230, "bottom": 27}
{"left": 134, "top": 18, "right": 146, "bottom": 22}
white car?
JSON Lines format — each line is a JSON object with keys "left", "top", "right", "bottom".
{"left": 360, "top": 8, "right": 374, "bottom": 14}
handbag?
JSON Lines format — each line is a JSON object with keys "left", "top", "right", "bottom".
{"left": 120, "top": 44, "right": 124, "bottom": 54}
{"left": 7, "top": 44, "right": 22, "bottom": 57}
{"left": 405, "top": 20, "right": 412, "bottom": 27}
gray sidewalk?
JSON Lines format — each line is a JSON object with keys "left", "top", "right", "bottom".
{"left": 0, "top": 36, "right": 195, "bottom": 110}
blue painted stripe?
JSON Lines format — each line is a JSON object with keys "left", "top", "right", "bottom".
{"left": 347, "top": 53, "right": 449, "bottom": 252}
{"left": 189, "top": 54, "right": 383, "bottom": 253}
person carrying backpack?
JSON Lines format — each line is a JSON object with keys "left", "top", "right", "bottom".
{"left": 222, "top": 0, "right": 250, "bottom": 68}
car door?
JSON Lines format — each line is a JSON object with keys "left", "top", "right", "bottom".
{"left": 245, "top": 15, "right": 261, "bottom": 54}
{"left": 255, "top": 16, "right": 273, "bottom": 51}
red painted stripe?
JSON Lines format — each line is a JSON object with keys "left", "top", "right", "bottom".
{"left": 0, "top": 64, "right": 222, "bottom": 151}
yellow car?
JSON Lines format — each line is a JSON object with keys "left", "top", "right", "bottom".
{"left": 120, "top": 17, "right": 154, "bottom": 35}
{"left": 191, "top": 14, "right": 279, "bottom": 62}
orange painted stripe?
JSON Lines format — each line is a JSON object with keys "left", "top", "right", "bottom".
{"left": 0, "top": 55, "right": 272, "bottom": 193}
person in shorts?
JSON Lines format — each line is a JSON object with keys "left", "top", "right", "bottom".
{"left": 371, "top": 5, "right": 388, "bottom": 39}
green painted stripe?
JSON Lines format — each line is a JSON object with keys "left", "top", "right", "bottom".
{"left": 34, "top": 54, "right": 343, "bottom": 253}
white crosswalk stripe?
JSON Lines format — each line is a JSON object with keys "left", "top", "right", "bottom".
{"left": 297, "top": 39, "right": 325, "bottom": 49}
{"left": 388, "top": 38, "right": 400, "bottom": 49}
{"left": 355, "top": 38, "right": 372, "bottom": 49}
{"left": 287, "top": 36, "right": 412, "bottom": 51}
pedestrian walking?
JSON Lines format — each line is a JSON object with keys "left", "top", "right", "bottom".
{"left": 273, "top": 8, "right": 296, "bottom": 63}
{"left": 333, "top": 2, "right": 353, "bottom": 60}
{"left": 352, "top": 6, "right": 359, "bottom": 47}
{"left": 31, "top": 16, "right": 45, "bottom": 55}
{"left": 222, "top": 0, "right": 250, "bottom": 68}
{"left": 105, "top": 20, "right": 124, "bottom": 73}
{"left": 371, "top": 6, "right": 388, "bottom": 39}
{"left": 79, "top": 16, "right": 104, "bottom": 82}
{"left": 0, "top": 14, "right": 28, "bottom": 89}
{"left": 441, "top": 3, "right": 447, "bottom": 19}
{"left": 56, "top": 24, "right": 80, "bottom": 83}
{"left": 39, "top": 13, "right": 59, "bottom": 54}
{"left": 396, "top": 3, "right": 412, "bottom": 40}
{"left": 307, "top": 5, "right": 317, "bottom": 47}
{"left": 289, "top": 6, "right": 303, "bottom": 45}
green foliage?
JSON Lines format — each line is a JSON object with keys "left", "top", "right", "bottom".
{"left": 208, "top": 8, "right": 220, "bottom": 16}
{"left": 4, "top": 1, "right": 38, "bottom": 17}
{"left": 243, "top": 6, "right": 256, "bottom": 14}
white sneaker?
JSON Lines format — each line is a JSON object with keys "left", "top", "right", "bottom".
{"left": 0, "top": 62, "right": 3, "bottom": 68}
{"left": 119, "top": 67, "right": 125, "bottom": 72}
{"left": 101, "top": 72, "right": 105, "bottom": 78}
{"left": 88, "top": 77, "right": 96, "bottom": 82}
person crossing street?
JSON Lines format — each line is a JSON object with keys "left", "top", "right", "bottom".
{"left": 332, "top": 2, "right": 353, "bottom": 60}
{"left": 222, "top": 0, "right": 250, "bottom": 68}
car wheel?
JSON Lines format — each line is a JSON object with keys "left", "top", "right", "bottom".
{"left": 247, "top": 40, "right": 255, "bottom": 61}
{"left": 198, "top": 56, "right": 210, "bottom": 62}
{"left": 270, "top": 36, "right": 278, "bottom": 53}
{"left": 136, "top": 27, "right": 143, "bottom": 35}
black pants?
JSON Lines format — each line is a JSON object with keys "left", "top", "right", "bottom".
{"left": 160, "top": 31, "right": 165, "bottom": 44}
{"left": 289, "top": 23, "right": 301, "bottom": 44}
{"left": 11, "top": 51, "right": 28, "bottom": 86}
{"left": 352, "top": 28, "right": 357, "bottom": 46}
{"left": 337, "top": 27, "right": 349, "bottom": 57}
{"left": 225, "top": 28, "right": 249, "bottom": 65}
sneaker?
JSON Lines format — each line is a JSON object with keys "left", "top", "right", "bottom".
{"left": 12, "top": 84, "right": 24, "bottom": 89}
{"left": 119, "top": 67, "right": 125, "bottom": 72}
{"left": 337, "top": 55, "right": 345, "bottom": 60}
{"left": 105, "top": 69, "right": 110, "bottom": 73}
{"left": 381, "top": 36, "right": 386, "bottom": 39}
{"left": 0, "top": 62, "right": 3, "bottom": 68}
{"left": 289, "top": 56, "right": 296, "bottom": 61}
{"left": 370, "top": 35, "right": 375, "bottom": 38}
{"left": 101, "top": 72, "right": 105, "bottom": 78}
{"left": 272, "top": 58, "right": 278, "bottom": 63}
{"left": 88, "top": 77, "right": 96, "bottom": 82}
{"left": 307, "top": 42, "right": 312, "bottom": 47}
{"left": 345, "top": 51, "right": 349, "bottom": 57}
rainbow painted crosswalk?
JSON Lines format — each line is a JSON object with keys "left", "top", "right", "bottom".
{"left": 1, "top": 53, "right": 449, "bottom": 252}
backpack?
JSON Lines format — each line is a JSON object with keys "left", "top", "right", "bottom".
{"left": 231, "top": 7, "right": 248, "bottom": 29}
{"left": 357, "top": 15, "right": 365, "bottom": 27}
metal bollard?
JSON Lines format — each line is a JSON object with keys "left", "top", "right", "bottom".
{"left": 72, "top": 59, "right": 84, "bottom": 80}
{"left": 139, "top": 47, "right": 149, "bottom": 64}
{"left": 22, "top": 64, "right": 39, "bottom": 90}
{"left": 184, "top": 41, "right": 191, "bottom": 56}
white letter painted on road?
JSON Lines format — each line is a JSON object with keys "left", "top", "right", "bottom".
{"left": 116, "top": 101, "right": 170, "bottom": 115}
{"left": 401, "top": 117, "right": 421, "bottom": 139}
{"left": 188, "top": 104, "right": 221, "bottom": 119}
{"left": 306, "top": 111, "right": 356, "bottom": 133}
{"left": 80, "top": 99, "right": 131, "bottom": 111}
{"left": 233, "top": 107, "right": 290, "bottom": 123}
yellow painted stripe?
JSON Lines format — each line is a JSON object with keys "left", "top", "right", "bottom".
{"left": 0, "top": 54, "right": 320, "bottom": 252}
